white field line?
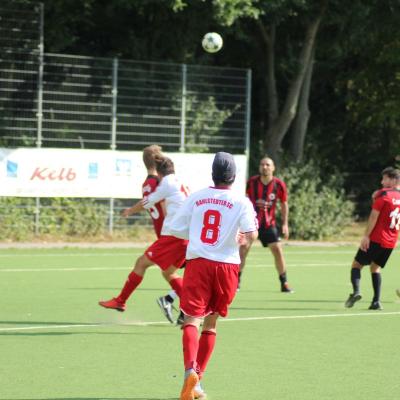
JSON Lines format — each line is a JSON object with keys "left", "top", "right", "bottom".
{"left": 0, "top": 266, "right": 138, "bottom": 272}
{"left": 0, "top": 250, "right": 358, "bottom": 258}
{"left": 0, "top": 263, "right": 348, "bottom": 272}
{"left": 0, "top": 252, "right": 141, "bottom": 258}
{"left": 2, "top": 311, "right": 400, "bottom": 332}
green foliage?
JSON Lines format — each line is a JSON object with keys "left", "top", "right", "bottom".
{"left": 185, "top": 95, "right": 238, "bottom": 152}
{"left": 278, "top": 162, "right": 354, "bottom": 240}
{"left": 38, "top": 198, "right": 108, "bottom": 236}
{"left": 0, "top": 197, "right": 108, "bottom": 240}
{"left": 212, "top": 0, "right": 261, "bottom": 26}
{"left": 3, "top": 0, "right": 400, "bottom": 217}
{"left": 0, "top": 198, "right": 36, "bottom": 241}
{"left": 313, "top": 0, "right": 400, "bottom": 174}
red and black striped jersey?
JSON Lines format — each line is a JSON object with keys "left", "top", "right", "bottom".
{"left": 370, "top": 187, "right": 400, "bottom": 248}
{"left": 142, "top": 175, "right": 165, "bottom": 238}
{"left": 246, "top": 175, "right": 287, "bottom": 228}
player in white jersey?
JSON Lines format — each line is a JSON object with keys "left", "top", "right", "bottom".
{"left": 142, "top": 165, "right": 189, "bottom": 235}
{"left": 99, "top": 156, "right": 188, "bottom": 313}
{"left": 169, "top": 152, "right": 258, "bottom": 400}
{"left": 143, "top": 159, "right": 190, "bottom": 324}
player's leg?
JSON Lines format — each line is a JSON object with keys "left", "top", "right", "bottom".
{"left": 182, "top": 313, "right": 219, "bottom": 400}
{"left": 98, "top": 254, "right": 153, "bottom": 311}
{"left": 158, "top": 263, "right": 185, "bottom": 309}
{"left": 149, "top": 236, "right": 186, "bottom": 322}
{"left": 196, "top": 313, "right": 218, "bottom": 380}
{"left": 345, "top": 258, "right": 365, "bottom": 308}
{"left": 179, "top": 258, "right": 212, "bottom": 399}
{"left": 268, "top": 241, "right": 293, "bottom": 293}
{"left": 368, "top": 245, "right": 393, "bottom": 310}
{"left": 181, "top": 316, "right": 202, "bottom": 400}
{"left": 192, "top": 261, "right": 238, "bottom": 398}
{"left": 156, "top": 267, "right": 182, "bottom": 323}
{"left": 369, "top": 262, "right": 382, "bottom": 310}
{"left": 162, "top": 266, "right": 183, "bottom": 297}
{"left": 156, "top": 289, "right": 178, "bottom": 323}
{"left": 158, "top": 262, "right": 186, "bottom": 324}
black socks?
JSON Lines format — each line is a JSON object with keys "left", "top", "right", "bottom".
{"left": 351, "top": 268, "right": 361, "bottom": 294}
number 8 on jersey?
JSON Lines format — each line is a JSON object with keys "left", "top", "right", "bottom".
{"left": 201, "top": 210, "right": 221, "bottom": 245}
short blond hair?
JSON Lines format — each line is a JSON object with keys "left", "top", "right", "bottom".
{"left": 142, "top": 145, "right": 163, "bottom": 169}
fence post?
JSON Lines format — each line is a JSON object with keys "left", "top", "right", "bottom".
{"left": 34, "top": 197, "right": 40, "bottom": 236}
{"left": 110, "top": 57, "right": 118, "bottom": 150}
{"left": 108, "top": 198, "right": 114, "bottom": 235}
{"left": 34, "top": 3, "right": 44, "bottom": 236}
{"left": 179, "top": 64, "right": 187, "bottom": 152}
{"left": 244, "top": 69, "right": 252, "bottom": 178}
{"left": 35, "top": 2, "right": 44, "bottom": 148}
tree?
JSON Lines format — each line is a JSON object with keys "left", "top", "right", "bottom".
{"left": 5, "top": 0, "right": 400, "bottom": 177}
{"left": 308, "top": 0, "right": 400, "bottom": 170}
{"left": 176, "top": 0, "right": 328, "bottom": 161}
{"left": 173, "top": 0, "right": 328, "bottom": 163}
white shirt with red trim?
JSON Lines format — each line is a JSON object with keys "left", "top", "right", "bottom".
{"left": 142, "top": 174, "right": 188, "bottom": 236}
{"left": 170, "top": 186, "right": 258, "bottom": 264}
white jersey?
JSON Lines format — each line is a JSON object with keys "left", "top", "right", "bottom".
{"left": 142, "top": 174, "right": 189, "bottom": 236}
{"left": 169, "top": 186, "right": 258, "bottom": 264}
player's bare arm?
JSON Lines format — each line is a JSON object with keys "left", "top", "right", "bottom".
{"left": 281, "top": 201, "right": 289, "bottom": 239}
{"left": 360, "top": 209, "right": 380, "bottom": 251}
{"left": 237, "top": 230, "right": 258, "bottom": 245}
{"left": 122, "top": 201, "right": 145, "bottom": 217}
{"left": 243, "top": 230, "right": 258, "bottom": 245}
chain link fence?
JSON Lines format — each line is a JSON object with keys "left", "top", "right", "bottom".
{"left": 0, "top": 1, "right": 251, "bottom": 238}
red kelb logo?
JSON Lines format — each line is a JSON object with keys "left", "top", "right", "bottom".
{"left": 30, "top": 167, "right": 77, "bottom": 181}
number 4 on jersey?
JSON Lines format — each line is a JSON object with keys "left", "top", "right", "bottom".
{"left": 200, "top": 210, "right": 221, "bottom": 244}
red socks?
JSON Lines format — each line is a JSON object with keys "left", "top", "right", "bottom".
{"left": 169, "top": 276, "right": 183, "bottom": 297}
{"left": 182, "top": 324, "right": 199, "bottom": 370}
{"left": 117, "top": 271, "right": 143, "bottom": 303}
{"left": 182, "top": 326, "right": 217, "bottom": 378}
{"left": 196, "top": 330, "right": 216, "bottom": 379}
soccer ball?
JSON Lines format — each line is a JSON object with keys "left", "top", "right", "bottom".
{"left": 202, "top": 32, "right": 223, "bottom": 53}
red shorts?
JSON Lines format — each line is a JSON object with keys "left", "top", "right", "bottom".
{"left": 180, "top": 257, "right": 239, "bottom": 318}
{"left": 145, "top": 235, "right": 188, "bottom": 270}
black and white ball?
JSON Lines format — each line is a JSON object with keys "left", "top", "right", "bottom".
{"left": 202, "top": 32, "right": 223, "bottom": 53}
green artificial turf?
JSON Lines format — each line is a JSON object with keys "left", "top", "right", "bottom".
{"left": 1, "top": 245, "right": 399, "bottom": 400}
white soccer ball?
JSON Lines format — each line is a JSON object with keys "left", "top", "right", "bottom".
{"left": 202, "top": 32, "right": 223, "bottom": 53}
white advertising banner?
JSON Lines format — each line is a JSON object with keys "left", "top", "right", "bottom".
{"left": 0, "top": 148, "right": 247, "bottom": 198}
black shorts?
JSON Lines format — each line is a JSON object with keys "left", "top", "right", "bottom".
{"left": 258, "top": 226, "right": 281, "bottom": 247}
{"left": 354, "top": 241, "right": 393, "bottom": 268}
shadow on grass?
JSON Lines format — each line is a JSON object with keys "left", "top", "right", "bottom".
{"left": 70, "top": 288, "right": 167, "bottom": 292}
{"left": 0, "top": 319, "right": 178, "bottom": 336}
{"left": 0, "top": 321, "right": 90, "bottom": 325}
{"left": 0, "top": 331, "right": 146, "bottom": 337}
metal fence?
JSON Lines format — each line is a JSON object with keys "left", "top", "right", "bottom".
{"left": 1, "top": 53, "right": 251, "bottom": 153}
{"left": 0, "top": 1, "right": 252, "bottom": 237}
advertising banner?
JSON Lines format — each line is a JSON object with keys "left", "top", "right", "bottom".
{"left": 0, "top": 148, "right": 247, "bottom": 198}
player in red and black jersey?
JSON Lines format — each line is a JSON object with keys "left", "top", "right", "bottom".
{"left": 122, "top": 145, "right": 165, "bottom": 238}
{"left": 121, "top": 146, "right": 181, "bottom": 323}
{"left": 345, "top": 167, "right": 400, "bottom": 310}
{"left": 99, "top": 153, "right": 188, "bottom": 320}
{"left": 239, "top": 156, "right": 293, "bottom": 293}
